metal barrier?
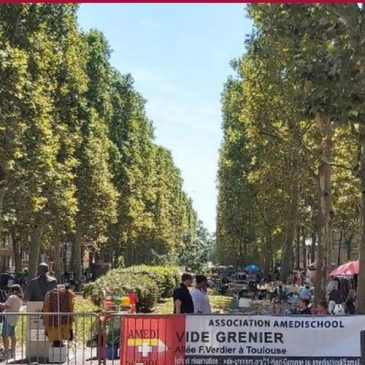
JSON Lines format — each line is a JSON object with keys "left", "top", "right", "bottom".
{"left": 0, "top": 312, "right": 122, "bottom": 365}
{"left": 2, "top": 312, "right": 361, "bottom": 365}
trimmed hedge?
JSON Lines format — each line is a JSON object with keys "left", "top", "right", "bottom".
{"left": 84, "top": 265, "right": 180, "bottom": 312}
{"left": 123, "top": 265, "right": 180, "bottom": 298}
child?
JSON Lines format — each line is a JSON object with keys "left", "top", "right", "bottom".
{"left": 91, "top": 310, "right": 109, "bottom": 365}
{"left": 0, "top": 284, "right": 22, "bottom": 358}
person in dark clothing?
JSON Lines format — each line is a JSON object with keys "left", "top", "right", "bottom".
{"left": 278, "top": 285, "right": 287, "bottom": 301}
{"left": 353, "top": 274, "right": 358, "bottom": 291}
{"left": 0, "top": 284, "right": 8, "bottom": 331}
{"left": 345, "top": 289, "right": 356, "bottom": 314}
{"left": 0, "top": 273, "right": 10, "bottom": 292}
{"left": 0, "top": 285, "right": 7, "bottom": 304}
{"left": 329, "top": 289, "right": 342, "bottom": 304}
{"left": 28, "top": 263, "right": 57, "bottom": 301}
{"left": 298, "top": 298, "right": 311, "bottom": 314}
{"left": 173, "top": 273, "right": 194, "bottom": 314}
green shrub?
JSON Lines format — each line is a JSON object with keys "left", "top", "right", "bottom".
{"left": 84, "top": 265, "right": 178, "bottom": 312}
{"left": 116, "top": 272, "right": 158, "bottom": 312}
{"left": 83, "top": 267, "right": 126, "bottom": 304}
{"left": 123, "top": 265, "right": 179, "bottom": 298}
{"left": 153, "top": 266, "right": 180, "bottom": 297}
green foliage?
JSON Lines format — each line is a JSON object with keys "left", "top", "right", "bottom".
{"left": 0, "top": 4, "right": 205, "bottom": 279}
{"left": 84, "top": 265, "right": 180, "bottom": 312}
{"left": 124, "top": 265, "right": 180, "bottom": 298}
{"left": 176, "top": 220, "right": 214, "bottom": 272}
{"left": 116, "top": 256, "right": 125, "bottom": 269}
{"left": 217, "top": 4, "right": 365, "bottom": 286}
{"left": 106, "top": 70, "right": 204, "bottom": 266}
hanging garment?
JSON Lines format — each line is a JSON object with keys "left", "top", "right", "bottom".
{"left": 43, "top": 288, "right": 75, "bottom": 341}
{"left": 338, "top": 278, "right": 350, "bottom": 302}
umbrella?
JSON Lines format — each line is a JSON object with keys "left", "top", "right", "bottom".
{"left": 329, "top": 260, "right": 359, "bottom": 277}
{"left": 244, "top": 264, "right": 261, "bottom": 274}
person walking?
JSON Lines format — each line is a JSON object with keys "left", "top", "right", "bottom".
{"left": 0, "top": 285, "right": 22, "bottom": 358}
{"left": 173, "top": 273, "right": 194, "bottom": 314}
{"left": 191, "top": 275, "right": 211, "bottom": 314}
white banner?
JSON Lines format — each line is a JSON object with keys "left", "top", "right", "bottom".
{"left": 121, "top": 315, "right": 365, "bottom": 365}
{"left": 185, "top": 315, "right": 364, "bottom": 364}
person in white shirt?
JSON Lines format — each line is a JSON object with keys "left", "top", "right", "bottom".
{"left": 191, "top": 275, "right": 211, "bottom": 314}
{"left": 0, "top": 284, "right": 22, "bottom": 358}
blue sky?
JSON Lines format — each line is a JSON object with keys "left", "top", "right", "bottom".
{"left": 78, "top": 4, "right": 253, "bottom": 232}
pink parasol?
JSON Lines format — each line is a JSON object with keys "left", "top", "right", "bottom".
{"left": 329, "top": 260, "right": 359, "bottom": 277}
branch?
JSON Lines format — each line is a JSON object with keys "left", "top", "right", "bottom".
{"left": 324, "top": 162, "right": 353, "bottom": 171}
{"left": 260, "top": 129, "right": 287, "bottom": 144}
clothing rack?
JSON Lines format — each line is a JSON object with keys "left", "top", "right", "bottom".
{"left": 47, "top": 285, "right": 75, "bottom": 363}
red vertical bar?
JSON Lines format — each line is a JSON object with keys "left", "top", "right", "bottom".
{"left": 164, "top": 316, "right": 167, "bottom": 365}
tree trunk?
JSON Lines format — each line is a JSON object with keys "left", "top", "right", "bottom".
{"left": 314, "top": 112, "right": 333, "bottom": 300}
{"left": 26, "top": 214, "right": 45, "bottom": 297}
{"left": 238, "top": 239, "right": 244, "bottom": 267}
{"left": 281, "top": 185, "right": 299, "bottom": 281}
{"left": 125, "top": 242, "right": 131, "bottom": 267}
{"left": 70, "top": 235, "right": 76, "bottom": 272}
{"left": 311, "top": 200, "right": 317, "bottom": 264}
{"left": 263, "top": 235, "right": 272, "bottom": 276}
{"left": 311, "top": 233, "right": 316, "bottom": 264}
{"left": 53, "top": 242, "right": 62, "bottom": 283}
{"left": 295, "top": 226, "right": 300, "bottom": 269}
{"left": 314, "top": 183, "right": 325, "bottom": 301}
{"left": 0, "top": 186, "right": 6, "bottom": 212}
{"left": 301, "top": 230, "right": 307, "bottom": 269}
{"left": 71, "top": 232, "right": 82, "bottom": 287}
{"left": 346, "top": 234, "right": 353, "bottom": 261}
{"left": 11, "top": 230, "right": 22, "bottom": 273}
{"left": 337, "top": 225, "right": 344, "bottom": 266}
{"left": 356, "top": 124, "right": 365, "bottom": 313}
{"left": 113, "top": 244, "right": 123, "bottom": 267}
{"left": 0, "top": 185, "right": 6, "bottom": 237}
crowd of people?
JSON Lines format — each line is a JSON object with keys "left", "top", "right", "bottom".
{"left": 0, "top": 266, "right": 357, "bottom": 358}
{"left": 172, "top": 269, "right": 358, "bottom": 317}
{"left": 275, "top": 268, "right": 357, "bottom": 316}
{"left": 0, "top": 268, "right": 94, "bottom": 298}
{"left": 267, "top": 285, "right": 352, "bottom": 316}
{"left": 0, "top": 263, "right": 79, "bottom": 360}
{"left": 242, "top": 271, "right": 356, "bottom": 316}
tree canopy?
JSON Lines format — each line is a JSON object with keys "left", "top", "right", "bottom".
{"left": 0, "top": 4, "right": 209, "bottom": 283}
{"left": 217, "top": 4, "right": 365, "bottom": 306}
